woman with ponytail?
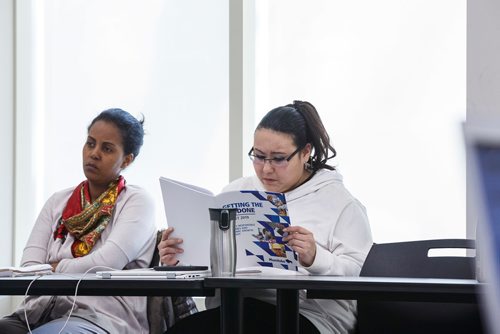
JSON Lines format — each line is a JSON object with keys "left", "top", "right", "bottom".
{"left": 160, "top": 101, "right": 372, "bottom": 334}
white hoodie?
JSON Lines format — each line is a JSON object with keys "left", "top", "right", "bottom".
{"left": 221, "top": 169, "right": 373, "bottom": 333}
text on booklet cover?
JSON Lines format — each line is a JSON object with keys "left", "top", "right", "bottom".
{"left": 219, "top": 190, "right": 298, "bottom": 271}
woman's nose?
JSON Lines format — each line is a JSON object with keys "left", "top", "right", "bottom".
{"left": 262, "top": 160, "right": 274, "bottom": 172}
{"left": 90, "top": 148, "right": 100, "bottom": 160}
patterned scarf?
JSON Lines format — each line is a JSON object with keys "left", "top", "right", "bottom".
{"left": 54, "top": 176, "right": 126, "bottom": 257}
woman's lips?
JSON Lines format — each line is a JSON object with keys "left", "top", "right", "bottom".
{"left": 84, "top": 163, "right": 98, "bottom": 172}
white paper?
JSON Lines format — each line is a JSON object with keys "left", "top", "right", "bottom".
{"left": 0, "top": 264, "right": 53, "bottom": 277}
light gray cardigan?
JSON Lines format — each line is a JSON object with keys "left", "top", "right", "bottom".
{"left": 17, "top": 184, "right": 156, "bottom": 334}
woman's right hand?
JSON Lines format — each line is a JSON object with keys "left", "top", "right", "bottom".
{"left": 158, "top": 227, "right": 184, "bottom": 265}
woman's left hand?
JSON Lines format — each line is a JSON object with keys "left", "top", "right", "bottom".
{"left": 282, "top": 226, "right": 316, "bottom": 267}
{"left": 50, "top": 261, "right": 59, "bottom": 272}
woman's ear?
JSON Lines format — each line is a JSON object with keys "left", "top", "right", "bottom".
{"left": 302, "top": 143, "right": 312, "bottom": 160}
{"left": 121, "top": 154, "right": 134, "bottom": 169}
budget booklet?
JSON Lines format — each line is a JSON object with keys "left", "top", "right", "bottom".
{"left": 159, "top": 177, "right": 298, "bottom": 271}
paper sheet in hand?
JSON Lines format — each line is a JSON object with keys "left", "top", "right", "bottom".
{"left": 159, "top": 177, "right": 298, "bottom": 271}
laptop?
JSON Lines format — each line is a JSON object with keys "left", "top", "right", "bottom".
{"left": 95, "top": 268, "right": 210, "bottom": 279}
{"left": 464, "top": 117, "right": 500, "bottom": 334}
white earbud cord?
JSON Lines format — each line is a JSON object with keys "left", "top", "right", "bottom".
{"left": 23, "top": 275, "right": 42, "bottom": 334}
{"left": 24, "top": 265, "right": 116, "bottom": 334}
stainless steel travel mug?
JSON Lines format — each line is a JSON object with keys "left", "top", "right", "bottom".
{"left": 209, "top": 208, "right": 237, "bottom": 277}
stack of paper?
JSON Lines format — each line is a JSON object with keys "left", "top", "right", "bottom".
{"left": 0, "top": 264, "right": 53, "bottom": 277}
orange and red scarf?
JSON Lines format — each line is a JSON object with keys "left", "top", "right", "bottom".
{"left": 54, "top": 176, "right": 126, "bottom": 257}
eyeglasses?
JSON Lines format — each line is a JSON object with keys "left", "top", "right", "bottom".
{"left": 248, "top": 146, "right": 303, "bottom": 167}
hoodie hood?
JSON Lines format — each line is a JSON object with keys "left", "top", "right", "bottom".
{"left": 286, "top": 169, "right": 343, "bottom": 202}
{"left": 223, "top": 168, "right": 344, "bottom": 201}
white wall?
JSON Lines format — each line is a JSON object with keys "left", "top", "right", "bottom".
{"left": 467, "top": 0, "right": 500, "bottom": 114}
{"left": 467, "top": 0, "right": 500, "bottom": 239}
{"left": 14, "top": 0, "right": 48, "bottom": 265}
{"left": 0, "top": 0, "right": 14, "bottom": 315}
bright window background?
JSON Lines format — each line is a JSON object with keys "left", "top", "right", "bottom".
{"left": 17, "top": 0, "right": 466, "bottom": 259}
{"left": 17, "top": 0, "right": 229, "bottom": 259}
{"left": 250, "top": 0, "right": 466, "bottom": 242}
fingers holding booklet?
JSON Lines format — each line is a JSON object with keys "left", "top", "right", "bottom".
{"left": 0, "top": 264, "right": 53, "bottom": 277}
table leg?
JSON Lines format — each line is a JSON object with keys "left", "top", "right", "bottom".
{"left": 277, "top": 289, "right": 299, "bottom": 334}
{"left": 220, "top": 287, "right": 242, "bottom": 334}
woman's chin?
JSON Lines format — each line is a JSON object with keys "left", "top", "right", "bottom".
{"left": 262, "top": 183, "right": 284, "bottom": 193}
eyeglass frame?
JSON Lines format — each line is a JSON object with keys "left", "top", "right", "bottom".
{"left": 247, "top": 146, "right": 304, "bottom": 167}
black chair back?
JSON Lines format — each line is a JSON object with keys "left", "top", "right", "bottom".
{"left": 357, "top": 239, "right": 483, "bottom": 334}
